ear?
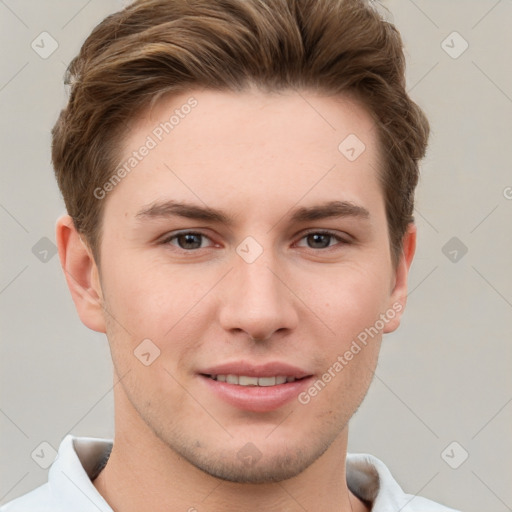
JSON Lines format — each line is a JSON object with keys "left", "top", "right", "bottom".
{"left": 56, "top": 215, "right": 106, "bottom": 333}
{"left": 383, "top": 223, "right": 416, "bottom": 333}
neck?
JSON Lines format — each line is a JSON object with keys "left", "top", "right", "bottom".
{"left": 93, "top": 384, "right": 368, "bottom": 512}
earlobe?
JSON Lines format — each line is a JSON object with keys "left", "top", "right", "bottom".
{"left": 383, "top": 223, "right": 417, "bottom": 334}
{"left": 56, "top": 215, "right": 106, "bottom": 333}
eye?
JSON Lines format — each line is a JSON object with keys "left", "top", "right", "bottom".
{"left": 296, "top": 231, "right": 347, "bottom": 249}
{"left": 162, "top": 231, "right": 214, "bottom": 250}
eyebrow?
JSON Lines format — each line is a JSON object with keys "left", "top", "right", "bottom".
{"left": 135, "top": 199, "right": 370, "bottom": 225}
{"left": 289, "top": 201, "right": 370, "bottom": 223}
{"left": 136, "top": 201, "right": 231, "bottom": 224}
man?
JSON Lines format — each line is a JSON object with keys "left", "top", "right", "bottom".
{"left": 1, "top": 0, "right": 459, "bottom": 510}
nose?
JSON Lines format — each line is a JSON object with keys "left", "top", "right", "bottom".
{"left": 219, "top": 252, "right": 299, "bottom": 342}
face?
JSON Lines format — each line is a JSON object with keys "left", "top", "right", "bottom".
{"left": 92, "top": 88, "right": 409, "bottom": 483}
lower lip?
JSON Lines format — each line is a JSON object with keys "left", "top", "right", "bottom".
{"left": 199, "top": 375, "right": 313, "bottom": 413}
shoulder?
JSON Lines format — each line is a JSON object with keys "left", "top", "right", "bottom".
{"left": 346, "top": 453, "right": 461, "bottom": 512}
{"left": 0, "top": 435, "right": 113, "bottom": 512}
{"left": 0, "top": 483, "right": 54, "bottom": 512}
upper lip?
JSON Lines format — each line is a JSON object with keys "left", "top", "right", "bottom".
{"left": 199, "top": 361, "right": 312, "bottom": 379}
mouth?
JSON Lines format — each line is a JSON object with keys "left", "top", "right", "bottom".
{"left": 202, "top": 374, "right": 305, "bottom": 386}
{"left": 197, "top": 362, "right": 314, "bottom": 412}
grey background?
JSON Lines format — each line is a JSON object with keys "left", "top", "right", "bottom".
{"left": 1, "top": 1, "right": 511, "bottom": 510}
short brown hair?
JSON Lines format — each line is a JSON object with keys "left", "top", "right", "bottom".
{"left": 52, "top": 0, "right": 429, "bottom": 268}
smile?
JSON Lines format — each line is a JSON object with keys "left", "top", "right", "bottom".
{"left": 206, "top": 374, "right": 298, "bottom": 386}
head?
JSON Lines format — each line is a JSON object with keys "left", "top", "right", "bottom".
{"left": 55, "top": 0, "right": 428, "bottom": 484}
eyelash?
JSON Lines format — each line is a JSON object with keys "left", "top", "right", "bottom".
{"left": 160, "top": 230, "right": 350, "bottom": 251}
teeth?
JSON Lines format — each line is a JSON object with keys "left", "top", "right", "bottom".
{"left": 210, "top": 375, "right": 296, "bottom": 386}
{"left": 239, "top": 375, "right": 259, "bottom": 386}
{"left": 258, "top": 376, "right": 277, "bottom": 387}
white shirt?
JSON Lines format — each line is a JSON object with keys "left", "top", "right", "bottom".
{"left": 0, "top": 435, "right": 459, "bottom": 511}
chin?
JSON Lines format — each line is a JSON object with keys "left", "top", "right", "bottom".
{"left": 191, "top": 452, "right": 316, "bottom": 484}
{"left": 169, "top": 436, "right": 334, "bottom": 484}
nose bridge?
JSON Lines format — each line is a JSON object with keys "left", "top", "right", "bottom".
{"left": 219, "top": 244, "right": 297, "bottom": 340}
{"left": 240, "top": 253, "right": 280, "bottom": 302}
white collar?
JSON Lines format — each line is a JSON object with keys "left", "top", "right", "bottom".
{"left": 40, "top": 435, "right": 456, "bottom": 512}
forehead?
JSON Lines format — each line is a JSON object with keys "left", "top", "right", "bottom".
{"left": 107, "top": 88, "right": 382, "bottom": 218}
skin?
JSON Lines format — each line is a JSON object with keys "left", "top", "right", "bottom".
{"left": 56, "top": 88, "right": 416, "bottom": 512}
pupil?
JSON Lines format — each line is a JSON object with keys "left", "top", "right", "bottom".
{"left": 308, "top": 233, "right": 330, "bottom": 248}
{"left": 179, "top": 233, "right": 201, "bottom": 249}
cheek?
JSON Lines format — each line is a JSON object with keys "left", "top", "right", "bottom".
{"left": 102, "top": 256, "right": 211, "bottom": 333}
{"left": 319, "top": 265, "right": 390, "bottom": 391}
{"left": 310, "top": 265, "right": 392, "bottom": 338}
{"left": 100, "top": 259, "right": 219, "bottom": 381}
